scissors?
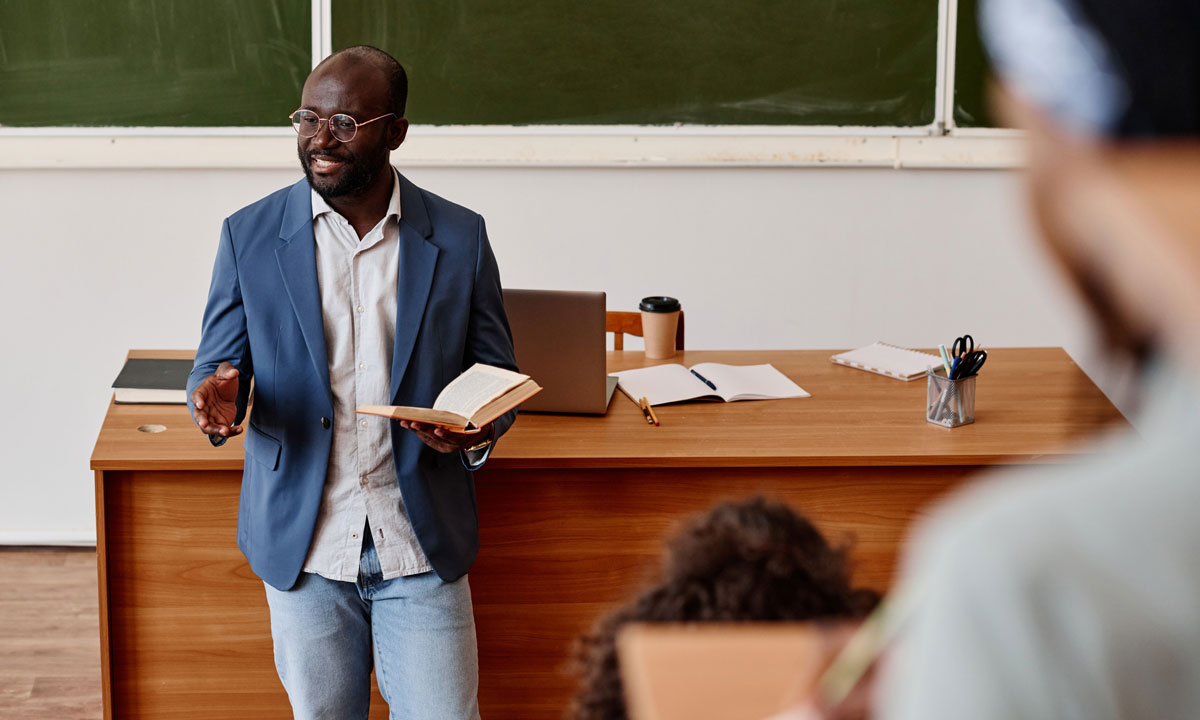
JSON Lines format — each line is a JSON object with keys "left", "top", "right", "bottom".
{"left": 951, "top": 349, "right": 987, "bottom": 379}
{"left": 951, "top": 334, "right": 975, "bottom": 360}
{"left": 949, "top": 335, "right": 974, "bottom": 377}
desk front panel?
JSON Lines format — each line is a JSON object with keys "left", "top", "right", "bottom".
{"left": 472, "top": 464, "right": 976, "bottom": 718}
{"left": 98, "top": 462, "right": 977, "bottom": 720}
{"left": 97, "top": 469, "right": 389, "bottom": 719}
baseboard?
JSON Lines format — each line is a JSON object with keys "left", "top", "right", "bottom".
{"left": 0, "top": 531, "right": 97, "bottom": 547}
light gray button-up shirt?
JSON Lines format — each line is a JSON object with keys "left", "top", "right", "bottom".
{"left": 301, "top": 170, "right": 432, "bottom": 582}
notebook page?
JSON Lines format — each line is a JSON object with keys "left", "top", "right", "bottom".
{"left": 690, "top": 363, "right": 811, "bottom": 401}
{"left": 613, "top": 364, "right": 712, "bottom": 406}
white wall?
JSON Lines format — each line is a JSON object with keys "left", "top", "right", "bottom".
{"left": 0, "top": 163, "right": 1117, "bottom": 544}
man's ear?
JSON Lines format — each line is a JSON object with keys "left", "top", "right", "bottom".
{"left": 388, "top": 117, "right": 409, "bottom": 150}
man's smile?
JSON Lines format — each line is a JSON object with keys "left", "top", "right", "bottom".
{"left": 308, "top": 154, "right": 347, "bottom": 173}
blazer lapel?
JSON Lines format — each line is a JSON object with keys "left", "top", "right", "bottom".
{"left": 390, "top": 173, "right": 440, "bottom": 402}
{"left": 275, "top": 180, "right": 333, "bottom": 408}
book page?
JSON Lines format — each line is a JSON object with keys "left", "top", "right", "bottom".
{"left": 613, "top": 364, "right": 714, "bottom": 406}
{"left": 689, "top": 363, "right": 810, "bottom": 401}
{"left": 468, "top": 379, "right": 542, "bottom": 429}
{"left": 433, "top": 363, "right": 529, "bottom": 418}
{"left": 357, "top": 404, "right": 471, "bottom": 430}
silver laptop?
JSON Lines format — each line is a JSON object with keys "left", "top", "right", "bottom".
{"left": 502, "top": 288, "right": 617, "bottom": 414}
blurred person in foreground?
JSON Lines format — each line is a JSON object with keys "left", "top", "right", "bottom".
{"left": 798, "top": 1, "right": 1200, "bottom": 718}
{"left": 569, "top": 497, "right": 880, "bottom": 720}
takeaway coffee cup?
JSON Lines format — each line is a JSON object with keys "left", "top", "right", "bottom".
{"left": 639, "top": 296, "right": 682, "bottom": 360}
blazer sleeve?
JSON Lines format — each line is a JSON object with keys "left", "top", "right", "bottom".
{"left": 187, "top": 217, "right": 254, "bottom": 443}
{"left": 463, "top": 215, "right": 519, "bottom": 444}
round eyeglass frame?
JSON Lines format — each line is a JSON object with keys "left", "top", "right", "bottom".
{"left": 289, "top": 109, "right": 396, "bottom": 143}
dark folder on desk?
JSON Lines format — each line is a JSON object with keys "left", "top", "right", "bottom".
{"left": 502, "top": 288, "right": 616, "bottom": 414}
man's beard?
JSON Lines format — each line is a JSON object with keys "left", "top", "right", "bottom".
{"left": 298, "top": 143, "right": 388, "bottom": 201}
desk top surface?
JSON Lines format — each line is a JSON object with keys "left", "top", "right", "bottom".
{"left": 92, "top": 348, "right": 1125, "bottom": 471}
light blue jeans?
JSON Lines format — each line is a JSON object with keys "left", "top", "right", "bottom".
{"left": 263, "top": 529, "right": 480, "bottom": 720}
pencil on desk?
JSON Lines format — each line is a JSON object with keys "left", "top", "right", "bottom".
{"left": 645, "top": 400, "right": 660, "bottom": 426}
{"left": 638, "top": 397, "right": 655, "bottom": 426}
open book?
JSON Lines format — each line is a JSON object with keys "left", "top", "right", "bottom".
{"left": 357, "top": 364, "right": 541, "bottom": 431}
{"left": 613, "top": 362, "right": 809, "bottom": 407}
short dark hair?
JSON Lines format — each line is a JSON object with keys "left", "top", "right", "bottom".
{"left": 981, "top": 0, "right": 1200, "bottom": 136}
{"left": 1073, "top": 0, "right": 1200, "bottom": 135}
{"left": 568, "top": 496, "right": 880, "bottom": 720}
{"left": 328, "top": 45, "right": 409, "bottom": 117}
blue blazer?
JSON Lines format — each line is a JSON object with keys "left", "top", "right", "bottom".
{"left": 188, "top": 172, "right": 517, "bottom": 591}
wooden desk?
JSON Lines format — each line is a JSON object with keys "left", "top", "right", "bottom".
{"left": 92, "top": 348, "right": 1123, "bottom": 719}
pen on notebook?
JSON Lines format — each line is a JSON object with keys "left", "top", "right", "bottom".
{"left": 638, "top": 397, "right": 655, "bottom": 426}
{"left": 689, "top": 368, "right": 717, "bottom": 391}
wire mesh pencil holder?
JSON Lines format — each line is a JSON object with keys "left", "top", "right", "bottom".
{"left": 926, "top": 368, "right": 976, "bottom": 428}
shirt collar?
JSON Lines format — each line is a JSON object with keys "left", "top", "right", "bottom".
{"left": 310, "top": 167, "right": 403, "bottom": 224}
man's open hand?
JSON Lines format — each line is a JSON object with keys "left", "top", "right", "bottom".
{"left": 190, "top": 361, "right": 243, "bottom": 438}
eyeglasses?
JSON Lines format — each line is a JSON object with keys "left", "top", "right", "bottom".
{"left": 289, "top": 109, "right": 396, "bottom": 143}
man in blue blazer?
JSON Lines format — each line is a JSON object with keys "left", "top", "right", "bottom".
{"left": 187, "top": 46, "right": 516, "bottom": 719}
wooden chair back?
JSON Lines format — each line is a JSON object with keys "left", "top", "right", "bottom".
{"left": 606, "top": 311, "right": 685, "bottom": 351}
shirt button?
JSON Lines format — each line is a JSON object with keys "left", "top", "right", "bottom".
{"left": 361, "top": 420, "right": 368, "bottom": 428}
{"left": 321, "top": 417, "right": 331, "bottom": 429}
{"left": 359, "top": 363, "right": 366, "bottom": 370}
{"left": 359, "top": 475, "right": 368, "bottom": 488}
{"left": 357, "top": 305, "right": 365, "bottom": 313}
{"left": 351, "top": 532, "right": 359, "bottom": 540}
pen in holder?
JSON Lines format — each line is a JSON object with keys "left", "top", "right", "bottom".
{"left": 926, "top": 368, "right": 976, "bottom": 428}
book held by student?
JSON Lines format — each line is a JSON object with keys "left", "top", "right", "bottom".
{"left": 357, "top": 363, "right": 541, "bottom": 432}
{"left": 614, "top": 362, "right": 809, "bottom": 407}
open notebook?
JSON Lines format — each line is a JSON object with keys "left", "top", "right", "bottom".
{"left": 831, "top": 342, "right": 941, "bottom": 381}
{"left": 614, "top": 363, "right": 809, "bottom": 407}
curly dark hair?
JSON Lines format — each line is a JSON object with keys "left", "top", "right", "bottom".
{"left": 567, "top": 496, "right": 880, "bottom": 720}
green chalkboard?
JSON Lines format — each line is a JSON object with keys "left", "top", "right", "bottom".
{"left": 0, "top": 0, "right": 309, "bottom": 127}
{"left": 0, "top": 1, "right": 994, "bottom": 129}
{"left": 334, "top": 0, "right": 940, "bottom": 127}
{"left": 953, "top": 0, "right": 1001, "bottom": 128}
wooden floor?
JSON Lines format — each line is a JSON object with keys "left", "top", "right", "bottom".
{"left": 0, "top": 548, "right": 102, "bottom": 720}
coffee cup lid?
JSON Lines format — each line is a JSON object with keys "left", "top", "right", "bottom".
{"left": 639, "top": 296, "right": 681, "bottom": 313}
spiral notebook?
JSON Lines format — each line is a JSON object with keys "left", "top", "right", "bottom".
{"left": 831, "top": 342, "right": 941, "bottom": 381}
